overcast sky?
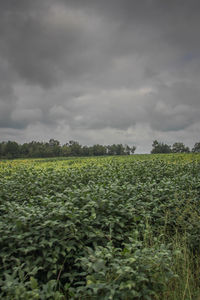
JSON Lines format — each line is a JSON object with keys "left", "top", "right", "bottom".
{"left": 0, "top": 0, "right": 200, "bottom": 153}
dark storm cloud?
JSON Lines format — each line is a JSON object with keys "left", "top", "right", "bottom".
{"left": 0, "top": 0, "right": 86, "bottom": 87}
{"left": 0, "top": 0, "right": 200, "bottom": 151}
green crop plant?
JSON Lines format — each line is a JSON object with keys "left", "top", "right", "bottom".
{"left": 0, "top": 153, "right": 200, "bottom": 299}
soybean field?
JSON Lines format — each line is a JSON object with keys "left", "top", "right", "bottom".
{"left": 0, "top": 154, "right": 200, "bottom": 299}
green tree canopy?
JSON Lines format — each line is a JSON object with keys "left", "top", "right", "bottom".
{"left": 192, "top": 142, "right": 200, "bottom": 153}
{"left": 151, "top": 140, "right": 171, "bottom": 154}
{"left": 172, "top": 142, "right": 190, "bottom": 153}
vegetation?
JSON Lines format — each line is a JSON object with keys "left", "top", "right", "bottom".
{"left": 0, "top": 140, "right": 136, "bottom": 159}
{"left": 151, "top": 140, "right": 192, "bottom": 154}
{"left": 192, "top": 142, "right": 200, "bottom": 153}
{"left": 151, "top": 140, "right": 172, "bottom": 154}
{"left": 1, "top": 153, "right": 200, "bottom": 299}
{"left": 1, "top": 139, "right": 198, "bottom": 159}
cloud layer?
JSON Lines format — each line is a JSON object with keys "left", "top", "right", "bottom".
{"left": 0, "top": 0, "right": 200, "bottom": 152}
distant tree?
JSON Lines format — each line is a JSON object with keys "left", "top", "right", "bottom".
{"left": 108, "top": 144, "right": 120, "bottom": 155}
{"left": 20, "top": 143, "right": 30, "bottom": 157}
{"left": 61, "top": 144, "right": 71, "bottom": 156}
{"left": 151, "top": 140, "right": 159, "bottom": 153}
{"left": 192, "top": 142, "right": 200, "bottom": 153}
{"left": 124, "top": 145, "right": 131, "bottom": 155}
{"left": 106, "top": 144, "right": 136, "bottom": 155}
{"left": 115, "top": 144, "right": 125, "bottom": 155}
{"left": 27, "top": 141, "right": 42, "bottom": 157}
{"left": 0, "top": 139, "right": 137, "bottom": 159}
{"left": 130, "top": 145, "right": 136, "bottom": 154}
{"left": 151, "top": 140, "right": 171, "bottom": 154}
{"left": 92, "top": 144, "right": 107, "bottom": 156}
{"left": 107, "top": 144, "right": 115, "bottom": 155}
{"left": 0, "top": 142, "right": 6, "bottom": 157}
{"left": 38, "top": 143, "right": 50, "bottom": 157}
{"left": 48, "top": 139, "right": 61, "bottom": 156}
{"left": 5, "top": 141, "right": 20, "bottom": 158}
{"left": 81, "top": 145, "right": 90, "bottom": 156}
{"left": 68, "top": 141, "right": 82, "bottom": 156}
{"left": 172, "top": 142, "right": 190, "bottom": 153}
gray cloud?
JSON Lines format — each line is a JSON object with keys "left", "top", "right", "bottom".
{"left": 0, "top": 0, "right": 200, "bottom": 152}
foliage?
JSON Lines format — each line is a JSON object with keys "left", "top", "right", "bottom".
{"left": 192, "top": 142, "right": 200, "bottom": 153}
{"left": 151, "top": 140, "right": 172, "bottom": 154}
{"left": 0, "top": 154, "right": 200, "bottom": 299}
{"left": 151, "top": 141, "right": 191, "bottom": 154}
{"left": 172, "top": 142, "right": 190, "bottom": 153}
{"left": 0, "top": 140, "right": 136, "bottom": 159}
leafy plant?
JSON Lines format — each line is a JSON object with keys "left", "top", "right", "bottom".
{"left": 0, "top": 153, "right": 200, "bottom": 299}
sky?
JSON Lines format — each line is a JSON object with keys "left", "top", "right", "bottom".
{"left": 0, "top": 0, "right": 200, "bottom": 153}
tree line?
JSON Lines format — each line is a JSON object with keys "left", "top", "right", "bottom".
{"left": 0, "top": 139, "right": 136, "bottom": 159}
{"left": 151, "top": 140, "right": 200, "bottom": 154}
{"left": 0, "top": 139, "right": 200, "bottom": 159}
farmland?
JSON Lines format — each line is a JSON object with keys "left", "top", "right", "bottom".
{"left": 0, "top": 154, "right": 200, "bottom": 299}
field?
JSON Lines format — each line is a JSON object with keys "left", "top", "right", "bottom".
{"left": 0, "top": 154, "right": 200, "bottom": 299}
